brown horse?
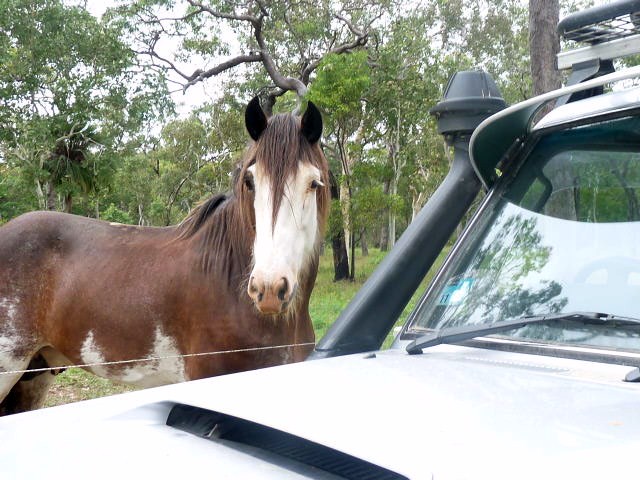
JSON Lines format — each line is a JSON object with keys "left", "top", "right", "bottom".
{"left": 0, "top": 98, "right": 329, "bottom": 415}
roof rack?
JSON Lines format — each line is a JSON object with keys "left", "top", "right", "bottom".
{"left": 558, "top": 0, "right": 640, "bottom": 45}
{"left": 558, "top": 0, "right": 640, "bottom": 70}
{"left": 556, "top": 0, "right": 640, "bottom": 105}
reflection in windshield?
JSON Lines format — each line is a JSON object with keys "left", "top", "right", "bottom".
{"left": 429, "top": 209, "right": 567, "bottom": 329}
{"left": 410, "top": 117, "right": 640, "bottom": 352}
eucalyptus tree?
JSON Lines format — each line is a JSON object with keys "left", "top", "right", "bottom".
{"left": 365, "top": 13, "right": 447, "bottom": 250}
{"left": 530, "top": 0, "right": 561, "bottom": 96}
{"left": 0, "top": 0, "right": 171, "bottom": 213}
{"left": 309, "top": 50, "right": 371, "bottom": 278}
{"left": 354, "top": 0, "right": 532, "bottom": 253}
{"left": 465, "top": 0, "right": 532, "bottom": 102}
{"left": 102, "top": 94, "right": 247, "bottom": 226}
{"left": 112, "top": 0, "right": 389, "bottom": 111}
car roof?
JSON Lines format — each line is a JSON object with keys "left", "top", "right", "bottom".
{"left": 469, "top": 65, "right": 640, "bottom": 190}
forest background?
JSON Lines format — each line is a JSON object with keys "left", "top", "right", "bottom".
{"left": 0, "top": 0, "right": 596, "bottom": 280}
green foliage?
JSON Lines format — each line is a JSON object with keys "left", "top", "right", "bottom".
{"left": 0, "top": 0, "right": 171, "bottom": 212}
{"left": 96, "top": 96, "right": 246, "bottom": 225}
{"left": 101, "top": 203, "right": 134, "bottom": 224}
{"left": 0, "top": 161, "right": 36, "bottom": 222}
{"left": 309, "top": 51, "right": 371, "bottom": 120}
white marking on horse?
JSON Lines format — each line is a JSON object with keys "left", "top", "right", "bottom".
{"left": 80, "top": 330, "right": 110, "bottom": 378}
{"left": 118, "top": 327, "right": 186, "bottom": 387}
{"left": 249, "top": 162, "right": 322, "bottom": 301}
{"left": 0, "top": 297, "right": 33, "bottom": 401}
{"left": 0, "top": 297, "right": 22, "bottom": 358}
{"left": 80, "top": 328, "right": 185, "bottom": 388}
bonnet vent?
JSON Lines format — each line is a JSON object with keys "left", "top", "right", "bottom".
{"left": 167, "top": 403, "right": 408, "bottom": 480}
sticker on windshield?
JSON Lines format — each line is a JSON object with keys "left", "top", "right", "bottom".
{"left": 438, "top": 278, "right": 474, "bottom": 306}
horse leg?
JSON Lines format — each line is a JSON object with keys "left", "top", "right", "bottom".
{"left": 0, "top": 351, "right": 58, "bottom": 416}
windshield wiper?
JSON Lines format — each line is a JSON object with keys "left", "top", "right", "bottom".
{"left": 406, "top": 311, "right": 640, "bottom": 355}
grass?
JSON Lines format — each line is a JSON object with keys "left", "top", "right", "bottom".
{"left": 45, "top": 368, "right": 135, "bottom": 408}
{"left": 309, "top": 248, "right": 387, "bottom": 339}
{"left": 45, "top": 245, "right": 449, "bottom": 407}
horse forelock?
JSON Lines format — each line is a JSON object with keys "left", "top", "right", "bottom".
{"left": 240, "top": 113, "right": 330, "bottom": 231}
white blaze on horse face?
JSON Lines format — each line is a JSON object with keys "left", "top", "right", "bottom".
{"left": 249, "top": 162, "right": 321, "bottom": 314}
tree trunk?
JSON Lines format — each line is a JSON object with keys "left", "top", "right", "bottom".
{"left": 386, "top": 107, "right": 404, "bottom": 251}
{"left": 329, "top": 170, "right": 349, "bottom": 281}
{"left": 380, "top": 179, "right": 390, "bottom": 251}
{"left": 34, "top": 180, "right": 46, "bottom": 210}
{"left": 387, "top": 152, "right": 403, "bottom": 251}
{"left": 530, "top": 0, "right": 574, "bottom": 218}
{"left": 63, "top": 193, "right": 73, "bottom": 214}
{"left": 340, "top": 180, "right": 352, "bottom": 267}
{"left": 337, "top": 127, "right": 354, "bottom": 271}
{"left": 411, "top": 189, "right": 426, "bottom": 223}
{"left": 529, "top": 0, "right": 561, "bottom": 97}
{"left": 332, "top": 234, "right": 349, "bottom": 281}
{"left": 360, "top": 227, "right": 369, "bottom": 257}
{"left": 46, "top": 182, "right": 57, "bottom": 211}
{"left": 138, "top": 204, "right": 145, "bottom": 226}
{"left": 387, "top": 202, "right": 396, "bottom": 250}
{"left": 349, "top": 233, "right": 356, "bottom": 281}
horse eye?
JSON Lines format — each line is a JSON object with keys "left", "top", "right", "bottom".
{"left": 310, "top": 179, "right": 324, "bottom": 190}
{"left": 244, "top": 175, "right": 254, "bottom": 192}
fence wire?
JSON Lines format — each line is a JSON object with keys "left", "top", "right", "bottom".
{"left": 0, "top": 342, "right": 316, "bottom": 376}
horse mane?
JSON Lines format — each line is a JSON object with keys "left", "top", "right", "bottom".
{"left": 173, "top": 190, "right": 251, "bottom": 291}
{"left": 176, "top": 193, "right": 228, "bottom": 239}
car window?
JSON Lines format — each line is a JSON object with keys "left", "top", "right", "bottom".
{"left": 408, "top": 116, "right": 640, "bottom": 352}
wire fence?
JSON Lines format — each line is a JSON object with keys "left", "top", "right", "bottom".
{"left": 0, "top": 341, "right": 317, "bottom": 376}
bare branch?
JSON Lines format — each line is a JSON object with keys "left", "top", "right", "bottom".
{"left": 130, "top": 1, "right": 374, "bottom": 105}
{"left": 185, "top": 0, "right": 259, "bottom": 24}
{"left": 251, "top": 9, "right": 307, "bottom": 98}
{"left": 136, "top": 7, "right": 204, "bottom": 24}
{"left": 334, "top": 14, "right": 366, "bottom": 37}
{"left": 182, "top": 53, "right": 263, "bottom": 90}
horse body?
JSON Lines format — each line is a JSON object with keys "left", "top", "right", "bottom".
{"left": 0, "top": 99, "right": 327, "bottom": 414}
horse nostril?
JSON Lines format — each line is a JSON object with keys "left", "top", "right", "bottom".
{"left": 276, "top": 277, "right": 289, "bottom": 301}
{"left": 257, "top": 292, "right": 263, "bottom": 302}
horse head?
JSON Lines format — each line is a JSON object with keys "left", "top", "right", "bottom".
{"left": 241, "top": 97, "right": 329, "bottom": 316}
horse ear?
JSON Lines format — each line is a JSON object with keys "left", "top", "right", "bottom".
{"left": 301, "top": 100, "right": 322, "bottom": 144}
{"left": 245, "top": 96, "right": 267, "bottom": 141}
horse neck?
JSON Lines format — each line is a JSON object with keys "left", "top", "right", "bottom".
{"left": 181, "top": 196, "right": 253, "bottom": 292}
{"left": 176, "top": 192, "right": 322, "bottom": 325}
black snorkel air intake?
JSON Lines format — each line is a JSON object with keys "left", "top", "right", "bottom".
{"left": 309, "top": 71, "right": 506, "bottom": 359}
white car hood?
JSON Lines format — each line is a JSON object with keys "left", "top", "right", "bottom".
{"left": 1, "top": 345, "right": 639, "bottom": 480}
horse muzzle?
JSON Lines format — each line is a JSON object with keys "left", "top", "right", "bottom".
{"left": 248, "top": 275, "right": 297, "bottom": 315}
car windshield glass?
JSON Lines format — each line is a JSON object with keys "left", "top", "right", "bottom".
{"left": 407, "top": 115, "right": 640, "bottom": 353}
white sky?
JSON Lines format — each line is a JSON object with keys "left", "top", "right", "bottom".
{"left": 86, "top": 1, "right": 218, "bottom": 116}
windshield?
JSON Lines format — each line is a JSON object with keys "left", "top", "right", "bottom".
{"left": 408, "top": 116, "right": 640, "bottom": 352}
